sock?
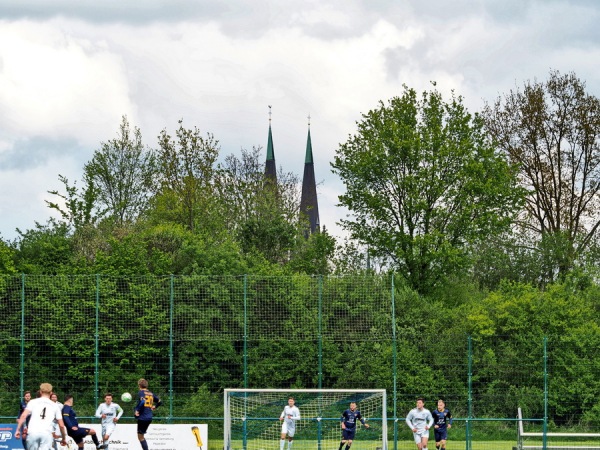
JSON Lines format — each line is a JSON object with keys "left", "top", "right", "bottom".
{"left": 281, "top": 439, "right": 286, "bottom": 450}
{"left": 91, "top": 434, "right": 100, "bottom": 446}
{"left": 140, "top": 439, "right": 149, "bottom": 450}
{"left": 338, "top": 442, "right": 344, "bottom": 450}
{"left": 345, "top": 445, "right": 351, "bottom": 450}
{"left": 288, "top": 441, "right": 293, "bottom": 450}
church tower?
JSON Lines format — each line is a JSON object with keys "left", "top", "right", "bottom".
{"left": 299, "top": 116, "right": 320, "bottom": 236}
{"left": 264, "top": 106, "right": 277, "bottom": 186}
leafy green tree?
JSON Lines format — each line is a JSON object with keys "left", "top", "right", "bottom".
{"left": 332, "top": 85, "right": 524, "bottom": 293}
{"left": 154, "top": 120, "right": 220, "bottom": 234}
{"left": 483, "top": 70, "right": 600, "bottom": 281}
{"left": 83, "top": 115, "right": 157, "bottom": 226}
{"left": 0, "top": 239, "right": 17, "bottom": 274}
{"left": 46, "top": 175, "right": 100, "bottom": 229}
{"left": 217, "top": 147, "right": 302, "bottom": 265}
{"left": 13, "top": 220, "right": 77, "bottom": 274}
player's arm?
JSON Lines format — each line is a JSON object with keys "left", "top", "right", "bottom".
{"left": 94, "top": 404, "right": 103, "bottom": 418}
{"left": 447, "top": 410, "right": 453, "bottom": 427}
{"left": 340, "top": 411, "right": 347, "bottom": 429}
{"left": 426, "top": 411, "right": 434, "bottom": 429}
{"left": 115, "top": 403, "right": 124, "bottom": 420}
{"left": 405, "top": 412, "right": 415, "bottom": 430}
{"left": 153, "top": 394, "right": 162, "bottom": 409}
{"left": 63, "top": 408, "right": 77, "bottom": 430}
{"left": 14, "top": 408, "right": 31, "bottom": 438}
{"left": 358, "top": 412, "right": 369, "bottom": 428}
{"left": 292, "top": 407, "right": 300, "bottom": 420}
{"left": 134, "top": 391, "right": 147, "bottom": 416}
{"left": 55, "top": 409, "right": 68, "bottom": 444}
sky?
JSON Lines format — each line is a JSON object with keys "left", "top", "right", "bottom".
{"left": 1, "top": 0, "right": 600, "bottom": 242}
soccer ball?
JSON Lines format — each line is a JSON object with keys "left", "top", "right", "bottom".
{"left": 121, "top": 392, "right": 132, "bottom": 402}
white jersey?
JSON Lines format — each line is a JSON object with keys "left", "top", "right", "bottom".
{"left": 95, "top": 402, "right": 124, "bottom": 425}
{"left": 52, "top": 401, "right": 63, "bottom": 435}
{"left": 406, "top": 407, "right": 433, "bottom": 432}
{"left": 280, "top": 405, "right": 301, "bottom": 428}
{"left": 26, "top": 397, "right": 62, "bottom": 434}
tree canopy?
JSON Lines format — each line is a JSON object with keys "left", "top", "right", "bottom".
{"left": 332, "top": 85, "right": 524, "bottom": 293}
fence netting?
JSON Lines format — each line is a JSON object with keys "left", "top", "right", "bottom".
{"left": 0, "top": 274, "right": 597, "bottom": 450}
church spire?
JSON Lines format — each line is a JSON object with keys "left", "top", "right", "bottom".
{"left": 300, "top": 114, "right": 320, "bottom": 236}
{"left": 264, "top": 105, "right": 277, "bottom": 184}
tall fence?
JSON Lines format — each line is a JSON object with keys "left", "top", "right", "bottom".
{"left": 0, "top": 274, "right": 598, "bottom": 450}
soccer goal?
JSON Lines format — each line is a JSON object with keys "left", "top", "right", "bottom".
{"left": 517, "top": 407, "right": 600, "bottom": 450}
{"left": 224, "top": 389, "right": 387, "bottom": 450}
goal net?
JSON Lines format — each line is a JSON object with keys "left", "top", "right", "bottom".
{"left": 224, "top": 389, "right": 387, "bottom": 450}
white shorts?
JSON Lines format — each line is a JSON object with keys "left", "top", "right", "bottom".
{"left": 102, "top": 422, "right": 116, "bottom": 437}
{"left": 281, "top": 421, "right": 296, "bottom": 437}
{"left": 26, "top": 431, "right": 55, "bottom": 450}
{"left": 412, "top": 429, "right": 429, "bottom": 444}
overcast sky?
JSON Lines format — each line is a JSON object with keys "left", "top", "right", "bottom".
{"left": 1, "top": 0, "right": 599, "bottom": 241}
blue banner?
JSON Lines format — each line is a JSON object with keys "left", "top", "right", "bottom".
{"left": 0, "top": 424, "right": 25, "bottom": 450}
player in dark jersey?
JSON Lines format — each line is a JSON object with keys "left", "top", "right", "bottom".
{"left": 18, "top": 391, "right": 32, "bottom": 450}
{"left": 62, "top": 395, "right": 107, "bottom": 449}
{"left": 134, "top": 378, "right": 162, "bottom": 450}
{"left": 431, "top": 399, "right": 452, "bottom": 450}
{"left": 338, "top": 401, "right": 370, "bottom": 450}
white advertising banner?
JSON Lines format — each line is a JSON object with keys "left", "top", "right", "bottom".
{"left": 76, "top": 423, "right": 208, "bottom": 450}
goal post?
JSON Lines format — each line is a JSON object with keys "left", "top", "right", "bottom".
{"left": 224, "top": 389, "right": 387, "bottom": 450}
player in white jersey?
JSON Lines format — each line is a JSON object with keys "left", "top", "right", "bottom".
{"left": 95, "top": 393, "right": 124, "bottom": 449}
{"left": 279, "top": 397, "right": 301, "bottom": 450}
{"left": 406, "top": 397, "right": 434, "bottom": 450}
{"left": 50, "top": 392, "right": 66, "bottom": 450}
{"left": 15, "top": 383, "right": 67, "bottom": 450}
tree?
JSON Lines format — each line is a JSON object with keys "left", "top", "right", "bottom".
{"left": 216, "top": 147, "right": 302, "bottom": 265}
{"left": 483, "top": 70, "right": 600, "bottom": 280}
{"left": 332, "top": 85, "right": 523, "bottom": 293}
{"left": 83, "top": 116, "right": 157, "bottom": 227}
{"left": 154, "top": 120, "right": 220, "bottom": 233}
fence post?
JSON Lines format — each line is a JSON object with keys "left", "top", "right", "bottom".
{"left": 318, "top": 275, "right": 323, "bottom": 389}
{"left": 467, "top": 335, "right": 473, "bottom": 450}
{"left": 95, "top": 274, "right": 100, "bottom": 407}
{"left": 169, "top": 274, "right": 175, "bottom": 422}
{"left": 20, "top": 273, "right": 25, "bottom": 395}
{"left": 543, "top": 336, "right": 548, "bottom": 450}
{"left": 243, "top": 274, "right": 248, "bottom": 388}
{"left": 391, "top": 273, "right": 397, "bottom": 450}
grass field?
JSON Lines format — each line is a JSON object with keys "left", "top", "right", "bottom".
{"left": 218, "top": 440, "right": 521, "bottom": 450}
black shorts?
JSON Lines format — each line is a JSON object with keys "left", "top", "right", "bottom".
{"left": 137, "top": 419, "right": 152, "bottom": 435}
{"left": 68, "top": 427, "right": 91, "bottom": 444}
{"left": 342, "top": 428, "right": 356, "bottom": 441}
{"left": 434, "top": 428, "right": 448, "bottom": 441}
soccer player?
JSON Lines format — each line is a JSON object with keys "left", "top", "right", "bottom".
{"left": 18, "top": 390, "right": 32, "bottom": 450}
{"left": 62, "top": 394, "right": 107, "bottom": 449}
{"left": 338, "top": 401, "right": 370, "bottom": 450}
{"left": 406, "top": 397, "right": 434, "bottom": 450}
{"left": 134, "top": 378, "right": 162, "bottom": 450}
{"left": 95, "top": 393, "right": 124, "bottom": 450}
{"left": 432, "top": 399, "right": 452, "bottom": 450}
{"left": 279, "top": 397, "right": 301, "bottom": 450}
{"left": 15, "top": 383, "right": 67, "bottom": 450}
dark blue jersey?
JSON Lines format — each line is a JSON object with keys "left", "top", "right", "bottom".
{"left": 432, "top": 408, "right": 452, "bottom": 430}
{"left": 19, "top": 400, "right": 31, "bottom": 426}
{"left": 134, "top": 389, "right": 161, "bottom": 421}
{"left": 62, "top": 404, "right": 80, "bottom": 429}
{"left": 341, "top": 408, "right": 365, "bottom": 430}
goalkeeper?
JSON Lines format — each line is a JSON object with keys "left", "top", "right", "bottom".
{"left": 338, "top": 401, "right": 370, "bottom": 450}
{"left": 279, "top": 397, "right": 300, "bottom": 450}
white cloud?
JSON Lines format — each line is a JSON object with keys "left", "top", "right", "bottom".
{"left": 0, "top": 1, "right": 600, "bottom": 243}
{"left": 0, "top": 19, "right": 133, "bottom": 145}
